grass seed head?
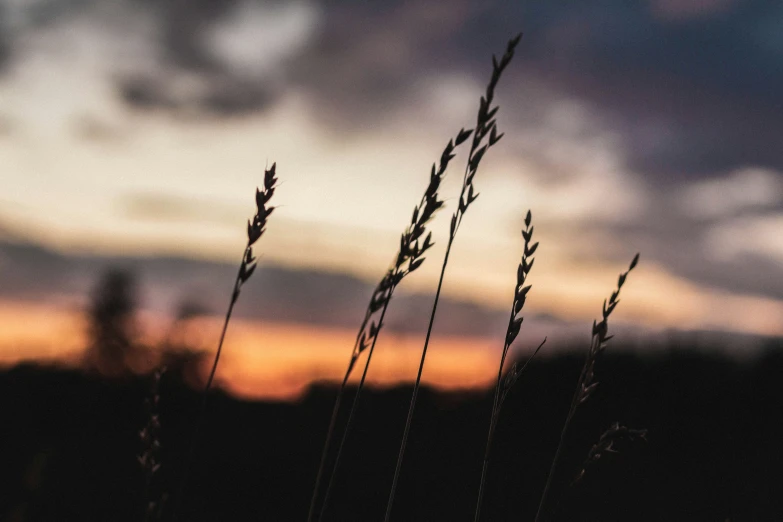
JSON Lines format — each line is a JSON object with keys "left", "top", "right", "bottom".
{"left": 237, "top": 163, "right": 279, "bottom": 302}
{"left": 496, "top": 211, "right": 546, "bottom": 409}
{"left": 576, "top": 254, "right": 640, "bottom": 408}
{"left": 572, "top": 422, "right": 648, "bottom": 486}
{"left": 349, "top": 131, "right": 474, "bottom": 366}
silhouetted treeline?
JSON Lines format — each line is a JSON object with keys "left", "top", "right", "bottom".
{"left": 1, "top": 341, "right": 782, "bottom": 521}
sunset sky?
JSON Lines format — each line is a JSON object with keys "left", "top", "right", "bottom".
{"left": 1, "top": 0, "right": 782, "bottom": 398}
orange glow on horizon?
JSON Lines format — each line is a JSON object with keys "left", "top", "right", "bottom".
{"left": 211, "top": 318, "right": 499, "bottom": 401}
{"left": 0, "top": 299, "right": 500, "bottom": 401}
{"left": 2, "top": 280, "right": 782, "bottom": 402}
{"left": 0, "top": 300, "right": 86, "bottom": 364}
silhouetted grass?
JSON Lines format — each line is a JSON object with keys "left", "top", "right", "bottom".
{"left": 0, "top": 28, "right": 663, "bottom": 522}
{"left": 129, "top": 31, "right": 650, "bottom": 522}
{"left": 308, "top": 130, "right": 471, "bottom": 522}
{"left": 534, "top": 254, "right": 641, "bottom": 522}
{"left": 170, "top": 163, "right": 277, "bottom": 521}
{"left": 384, "top": 33, "right": 522, "bottom": 522}
{"left": 7, "top": 342, "right": 782, "bottom": 521}
{"left": 473, "top": 210, "right": 545, "bottom": 522}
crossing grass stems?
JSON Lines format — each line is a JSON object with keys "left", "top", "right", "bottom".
{"left": 136, "top": 34, "right": 648, "bottom": 522}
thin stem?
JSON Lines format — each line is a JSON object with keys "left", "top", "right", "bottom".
{"left": 383, "top": 238, "right": 453, "bottom": 522}
{"left": 534, "top": 409, "right": 576, "bottom": 522}
{"left": 474, "top": 413, "right": 499, "bottom": 522}
{"left": 474, "top": 344, "right": 513, "bottom": 521}
{"left": 534, "top": 255, "right": 638, "bottom": 521}
{"left": 306, "top": 130, "right": 459, "bottom": 521}
{"left": 305, "top": 356, "right": 354, "bottom": 522}
{"left": 533, "top": 338, "right": 594, "bottom": 522}
{"left": 475, "top": 211, "right": 539, "bottom": 522}
{"left": 307, "top": 276, "right": 391, "bottom": 522}
{"left": 318, "top": 289, "right": 394, "bottom": 521}
{"left": 170, "top": 258, "right": 244, "bottom": 522}
{"left": 205, "top": 289, "right": 239, "bottom": 395}
{"left": 474, "top": 290, "right": 518, "bottom": 521}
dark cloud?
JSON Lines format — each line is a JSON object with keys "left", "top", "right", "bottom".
{"left": 284, "top": 0, "right": 487, "bottom": 128}
{"left": 3, "top": 1, "right": 780, "bottom": 177}
{"left": 0, "top": 0, "right": 283, "bottom": 117}
{"left": 119, "top": 78, "right": 177, "bottom": 112}
{"left": 154, "top": 0, "right": 242, "bottom": 71}
{"left": 0, "top": 238, "right": 517, "bottom": 336}
{"left": 287, "top": 1, "right": 783, "bottom": 178}
{"left": 621, "top": 221, "right": 783, "bottom": 301}
{"left": 510, "top": 2, "right": 783, "bottom": 180}
{"left": 0, "top": 35, "right": 8, "bottom": 72}
{"left": 0, "top": 2, "right": 10, "bottom": 72}
{"left": 118, "top": 75, "right": 278, "bottom": 116}
{"left": 117, "top": 0, "right": 282, "bottom": 116}
{"left": 201, "top": 79, "right": 278, "bottom": 115}
{"left": 555, "top": 197, "right": 783, "bottom": 302}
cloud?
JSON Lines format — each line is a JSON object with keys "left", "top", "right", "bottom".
{"left": 0, "top": 0, "right": 322, "bottom": 119}
{"left": 705, "top": 213, "right": 783, "bottom": 264}
{"left": 121, "top": 0, "right": 320, "bottom": 116}
{"left": 0, "top": 33, "right": 7, "bottom": 72}
{"left": 206, "top": 1, "right": 318, "bottom": 80}
{"left": 280, "top": 0, "right": 488, "bottom": 128}
{"left": 499, "top": 98, "right": 650, "bottom": 223}
{"left": 122, "top": 192, "right": 243, "bottom": 225}
{"left": 649, "top": 0, "right": 739, "bottom": 21}
{"left": 2, "top": 0, "right": 780, "bottom": 178}
{"left": 118, "top": 74, "right": 280, "bottom": 116}
{"left": 0, "top": 237, "right": 514, "bottom": 337}
{"left": 118, "top": 0, "right": 321, "bottom": 116}
{"left": 572, "top": 189, "right": 783, "bottom": 302}
{"left": 0, "top": 0, "right": 489, "bottom": 127}
{"left": 679, "top": 168, "right": 783, "bottom": 219}
{"left": 517, "top": 1, "right": 783, "bottom": 180}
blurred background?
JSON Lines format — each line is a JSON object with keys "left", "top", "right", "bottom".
{"left": 1, "top": 1, "right": 782, "bottom": 520}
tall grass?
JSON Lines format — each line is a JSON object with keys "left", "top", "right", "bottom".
{"left": 170, "top": 164, "right": 278, "bottom": 521}
{"left": 473, "top": 211, "right": 546, "bottom": 522}
{"left": 310, "top": 130, "right": 475, "bottom": 522}
{"left": 533, "top": 253, "right": 641, "bottom": 522}
{"left": 383, "top": 34, "right": 521, "bottom": 522}
{"left": 126, "top": 30, "right": 651, "bottom": 522}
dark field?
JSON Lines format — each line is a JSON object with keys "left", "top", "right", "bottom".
{"left": 2, "top": 341, "right": 782, "bottom": 522}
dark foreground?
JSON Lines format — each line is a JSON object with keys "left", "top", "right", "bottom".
{"left": 1, "top": 342, "right": 782, "bottom": 522}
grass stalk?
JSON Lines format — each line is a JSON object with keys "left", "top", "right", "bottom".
{"left": 305, "top": 348, "right": 355, "bottom": 522}
{"left": 383, "top": 34, "right": 521, "bottom": 522}
{"left": 383, "top": 241, "right": 451, "bottom": 522}
{"left": 307, "top": 132, "right": 472, "bottom": 522}
{"left": 316, "top": 290, "right": 394, "bottom": 521}
{"left": 570, "top": 422, "right": 647, "bottom": 487}
{"left": 170, "top": 164, "right": 278, "bottom": 522}
{"left": 533, "top": 253, "right": 639, "bottom": 522}
{"left": 473, "top": 211, "right": 544, "bottom": 522}
{"left": 139, "top": 366, "right": 166, "bottom": 521}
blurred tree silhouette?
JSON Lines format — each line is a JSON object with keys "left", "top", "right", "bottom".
{"left": 159, "top": 298, "right": 212, "bottom": 387}
{"left": 84, "top": 268, "right": 139, "bottom": 376}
